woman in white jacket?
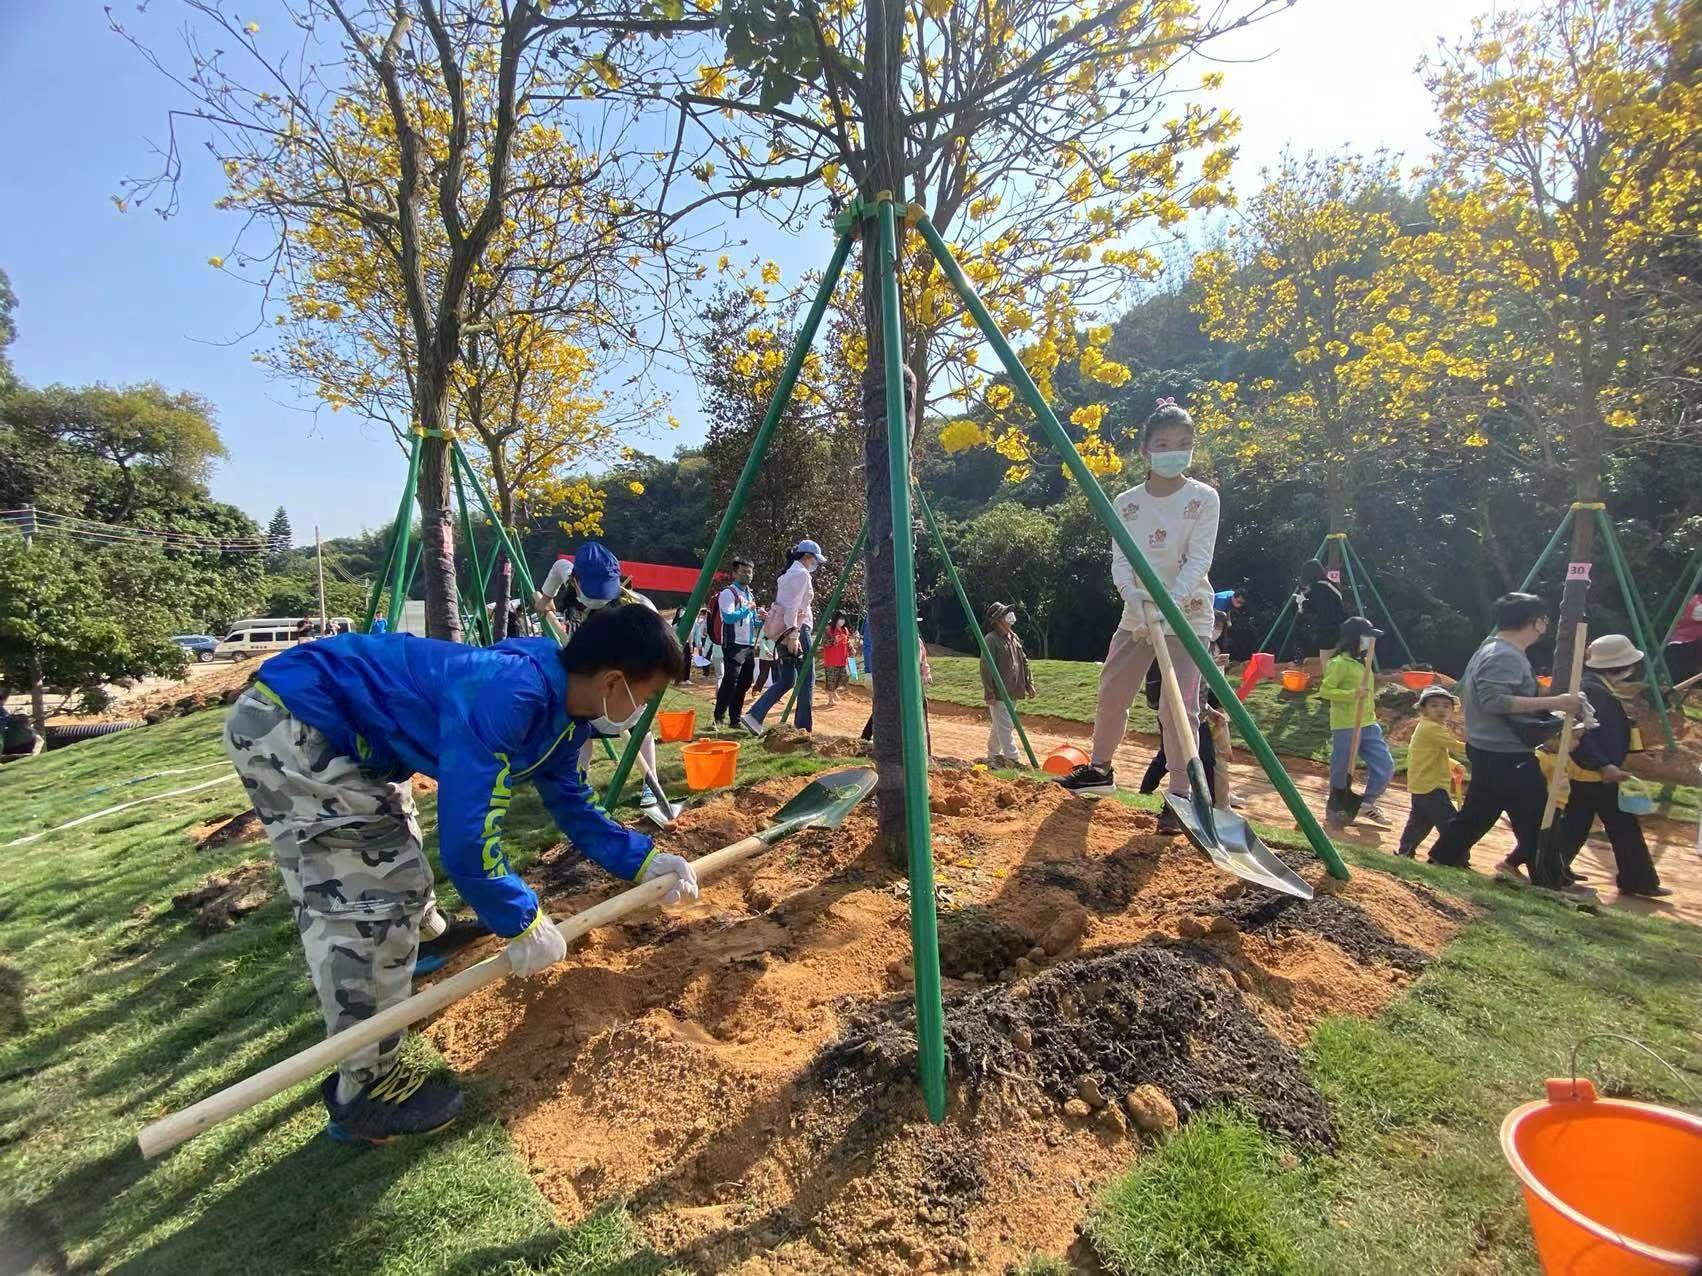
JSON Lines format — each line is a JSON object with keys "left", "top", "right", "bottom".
{"left": 741, "top": 539, "right": 824, "bottom": 733}
{"left": 1056, "top": 401, "right": 1219, "bottom": 831}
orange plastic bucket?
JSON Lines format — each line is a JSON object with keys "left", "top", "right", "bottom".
{"left": 1043, "top": 745, "right": 1089, "bottom": 776}
{"left": 681, "top": 740, "right": 739, "bottom": 790}
{"left": 656, "top": 709, "right": 697, "bottom": 742}
{"left": 1280, "top": 669, "right": 1312, "bottom": 693}
{"left": 1399, "top": 669, "right": 1436, "bottom": 690}
{"left": 1501, "top": 1078, "right": 1702, "bottom": 1274}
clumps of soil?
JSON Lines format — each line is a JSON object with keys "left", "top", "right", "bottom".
{"left": 172, "top": 861, "right": 275, "bottom": 933}
{"left": 428, "top": 764, "right": 1463, "bottom": 1273}
{"left": 193, "top": 808, "right": 264, "bottom": 850}
{"left": 762, "top": 727, "right": 871, "bottom": 759}
{"left": 936, "top": 905, "right": 1034, "bottom": 980}
{"left": 1202, "top": 889, "right": 1434, "bottom": 974}
{"left": 820, "top": 943, "right": 1337, "bottom": 1149}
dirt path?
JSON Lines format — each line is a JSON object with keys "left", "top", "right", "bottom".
{"left": 689, "top": 681, "right": 1702, "bottom": 927}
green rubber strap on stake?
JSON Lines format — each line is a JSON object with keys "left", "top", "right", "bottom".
{"left": 779, "top": 519, "right": 869, "bottom": 727}
{"left": 916, "top": 487, "right": 1039, "bottom": 768}
{"left": 1519, "top": 508, "right": 1574, "bottom": 595}
{"left": 916, "top": 212, "right": 1349, "bottom": 881}
{"left": 451, "top": 460, "right": 493, "bottom": 646}
{"left": 1594, "top": 510, "right": 1677, "bottom": 749}
{"left": 603, "top": 232, "right": 857, "bottom": 808}
{"left": 1257, "top": 533, "right": 1329, "bottom": 654}
{"left": 386, "top": 435, "right": 426, "bottom": 628}
{"left": 878, "top": 201, "right": 948, "bottom": 1124}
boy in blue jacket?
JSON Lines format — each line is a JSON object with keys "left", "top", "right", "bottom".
{"left": 223, "top": 604, "right": 696, "bottom": 1143}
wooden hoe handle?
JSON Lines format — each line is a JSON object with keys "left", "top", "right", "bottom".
{"left": 138, "top": 833, "right": 768, "bottom": 1159}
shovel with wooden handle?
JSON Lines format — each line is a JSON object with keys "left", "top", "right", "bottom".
{"left": 1533, "top": 625, "right": 1594, "bottom": 894}
{"left": 1147, "top": 607, "right": 1313, "bottom": 899}
{"left": 138, "top": 767, "right": 877, "bottom": 1160}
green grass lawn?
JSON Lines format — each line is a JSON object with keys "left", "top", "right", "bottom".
{"left": 3, "top": 709, "right": 1700, "bottom": 1273}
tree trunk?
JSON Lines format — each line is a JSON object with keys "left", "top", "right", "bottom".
{"left": 1325, "top": 458, "right": 1346, "bottom": 578}
{"left": 29, "top": 652, "right": 46, "bottom": 732}
{"left": 861, "top": 0, "right": 908, "bottom": 858}
{"left": 414, "top": 371, "right": 460, "bottom": 641}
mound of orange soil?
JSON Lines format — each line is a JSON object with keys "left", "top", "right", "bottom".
{"left": 427, "top": 769, "right": 1468, "bottom": 1273}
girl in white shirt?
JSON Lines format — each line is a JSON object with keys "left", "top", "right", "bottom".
{"left": 1057, "top": 402, "right": 1219, "bottom": 826}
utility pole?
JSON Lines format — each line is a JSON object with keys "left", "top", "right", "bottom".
{"left": 315, "top": 525, "right": 327, "bottom": 633}
{"left": 23, "top": 505, "right": 46, "bottom": 729}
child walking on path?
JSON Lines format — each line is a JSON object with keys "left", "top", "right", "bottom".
{"left": 980, "top": 601, "right": 1035, "bottom": 767}
{"left": 820, "top": 615, "right": 851, "bottom": 706}
{"left": 1055, "top": 400, "right": 1220, "bottom": 831}
{"left": 1397, "top": 685, "right": 1465, "bottom": 857}
{"left": 1318, "top": 617, "right": 1395, "bottom": 830}
{"left": 1553, "top": 634, "right": 1671, "bottom": 898}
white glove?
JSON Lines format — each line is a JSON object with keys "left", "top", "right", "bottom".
{"left": 642, "top": 851, "right": 700, "bottom": 906}
{"left": 505, "top": 916, "right": 567, "bottom": 978}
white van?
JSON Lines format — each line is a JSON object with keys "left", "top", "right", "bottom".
{"left": 214, "top": 616, "right": 354, "bottom": 660}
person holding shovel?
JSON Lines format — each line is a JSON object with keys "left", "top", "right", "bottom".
{"left": 222, "top": 603, "right": 698, "bottom": 1144}
{"left": 980, "top": 601, "right": 1035, "bottom": 767}
{"left": 1056, "top": 400, "right": 1219, "bottom": 828}
{"left": 1551, "top": 634, "right": 1671, "bottom": 898}
{"left": 1318, "top": 617, "right": 1395, "bottom": 830}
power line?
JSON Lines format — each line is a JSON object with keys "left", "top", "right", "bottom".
{"left": 0, "top": 509, "right": 276, "bottom": 554}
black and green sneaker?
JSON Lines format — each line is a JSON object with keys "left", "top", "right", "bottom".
{"left": 322, "top": 1062, "right": 463, "bottom": 1144}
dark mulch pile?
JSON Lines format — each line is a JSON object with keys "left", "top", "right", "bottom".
{"left": 816, "top": 942, "right": 1337, "bottom": 1148}
{"left": 1203, "top": 890, "right": 1433, "bottom": 974}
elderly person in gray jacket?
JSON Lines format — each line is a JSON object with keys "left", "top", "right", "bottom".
{"left": 980, "top": 602, "right": 1035, "bottom": 767}
{"left": 1428, "top": 593, "right": 1582, "bottom": 876}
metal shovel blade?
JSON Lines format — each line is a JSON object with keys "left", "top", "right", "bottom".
{"left": 762, "top": 767, "right": 878, "bottom": 843}
{"left": 1165, "top": 763, "right": 1314, "bottom": 899}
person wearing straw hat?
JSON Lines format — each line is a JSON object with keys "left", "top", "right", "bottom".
{"left": 980, "top": 601, "right": 1034, "bottom": 767}
{"left": 1550, "top": 634, "right": 1670, "bottom": 898}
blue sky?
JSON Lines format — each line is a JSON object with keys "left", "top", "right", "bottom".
{"left": 0, "top": 0, "right": 1490, "bottom": 540}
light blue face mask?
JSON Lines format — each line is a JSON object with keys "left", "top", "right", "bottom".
{"left": 1148, "top": 449, "right": 1193, "bottom": 478}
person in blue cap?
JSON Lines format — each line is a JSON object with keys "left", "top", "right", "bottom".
{"left": 222, "top": 602, "right": 698, "bottom": 1143}
{"left": 742, "top": 538, "right": 824, "bottom": 734}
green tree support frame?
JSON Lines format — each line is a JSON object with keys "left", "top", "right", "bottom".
{"left": 601, "top": 199, "right": 1348, "bottom": 1123}
{"left": 1653, "top": 542, "right": 1702, "bottom": 671}
{"left": 1257, "top": 531, "right": 1418, "bottom": 669}
{"left": 1516, "top": 502, "right": 1678, "bottom": 750}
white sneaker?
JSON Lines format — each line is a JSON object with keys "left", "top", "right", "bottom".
{"left": 1356, "top": 805, "right": 1393, "bottom": 830}
{"left": 739, "top": 712, "right": 764, "bottom": 735}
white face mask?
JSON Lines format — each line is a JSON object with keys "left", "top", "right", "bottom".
{"left": 590, "top": 674, "right": 644, "bottom": 735}
{"left": 802, "top": 557, "right": 819, "bottom": 574}
{"left": 1148, "top": 449, "right": 1193, "bottom": 478}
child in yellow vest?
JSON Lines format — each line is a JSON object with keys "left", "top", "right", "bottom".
{"left": 1397, "top": 685, "right": 1465, "bottom": 857}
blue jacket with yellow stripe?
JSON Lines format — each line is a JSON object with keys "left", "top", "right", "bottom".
{"left": 258, "top": 633, "right": 652, "bottom": 937}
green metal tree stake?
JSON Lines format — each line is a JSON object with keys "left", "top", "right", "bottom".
{"left": 877, "top": 201, "right": 949, "bottom": 1122}
{"left": 1329, "top": 532, "right": 1367, "bottom": 618}
{"left": 386, "top": 434, "right": 427, "bottom": 628}
{"left": 1257, "top": 533, "right": 1330, "bottom": 654}
{"left": 452, "top": 461, "right": 494, "bottom": 646}
{"left": 364, "top": 432, "right": 424, "bottom": 631}
{"left": 917, "top": 212, "right": 1349, "bottom": 880}
{"left": 1518, "top": 507, "right": 1576, "bottom": 594}
{"left": 916, "top": 487, "right": 1040, "bottom": 768}
{"left": 603, "top": 233, "right": 857, "bottom": 808}
{"left": 1593, "top": 509, "right": 1677, "bottom": 749}
{"left": 780, "top": 519, "right": 869, "bottom": 727}
{"left": 1654, "top": 543, "right": 1702, "bottom": 645}
{"left": 1341, "top": 538, "right": 1418, "bottom": 666}
{"left": 361, "top": 528, "right": 402, "bottom": 633}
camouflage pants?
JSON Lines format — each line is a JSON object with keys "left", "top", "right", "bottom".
{"left": 224, "top": 688, "right": 435, "bottom": 1089}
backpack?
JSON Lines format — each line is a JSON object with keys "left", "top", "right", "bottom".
{"left": 707, "top": 597, "right": 724, "bottom": 647}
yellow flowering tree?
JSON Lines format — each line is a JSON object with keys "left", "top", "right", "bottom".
{"left": 112, "top": 0, "right": 703, "bottom": 638}
{"left": 1189, "top": 152, "right": 1468, "bottom": 570}
{"left": 1400, "top": 0, "right": 1702, "bottom": 666}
